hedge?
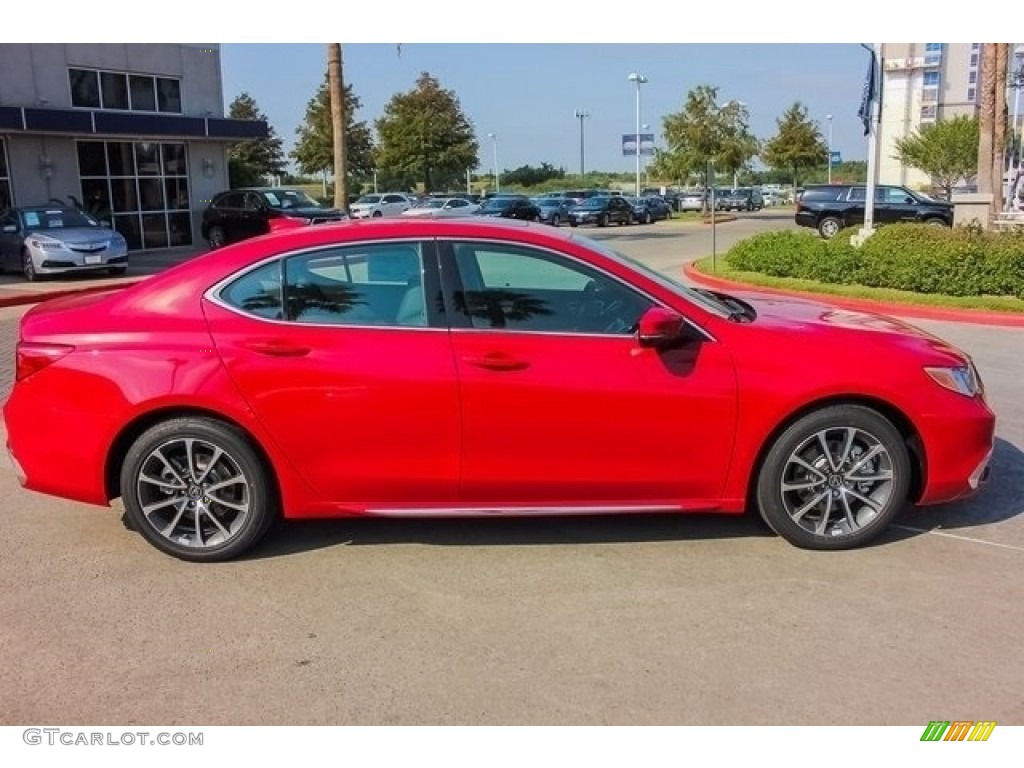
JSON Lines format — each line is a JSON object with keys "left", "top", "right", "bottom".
{"left": 725, "top": 224, "right": 1024, "bottom": 299}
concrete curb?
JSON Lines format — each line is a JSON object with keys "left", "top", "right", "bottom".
{"left": 683, "top": 262, "right": 1024, "bottom": 328}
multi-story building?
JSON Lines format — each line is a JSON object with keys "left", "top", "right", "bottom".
{"left": 0, "top": 44, "right": 266, "bottom": 250}
{"left": 879, "top": 43, "right": 1024, "bottom": 191}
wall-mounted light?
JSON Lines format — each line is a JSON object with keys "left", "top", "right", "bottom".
{"left": 202, "top": 158, "right": 215, "bottom": 178}
{"left": 39, "top": 154, "right": 54, "bottom": 180}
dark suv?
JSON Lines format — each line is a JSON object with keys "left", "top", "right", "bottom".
{"left": 201, "top": 188, "right": 348, "bottom": 248}
{"left": 795, "top": 184, "right": 953, "bottom": 239}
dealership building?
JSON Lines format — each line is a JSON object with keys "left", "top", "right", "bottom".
{"left": 0, "top": 44, "right": 266, "bottom": 250}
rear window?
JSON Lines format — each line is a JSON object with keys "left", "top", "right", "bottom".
{"left": 800, "top": 186, "right": 844, "bottom": 202}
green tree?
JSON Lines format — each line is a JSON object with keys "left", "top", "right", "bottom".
{"left": 375, "top": 72, "right": 479, "bottom": 192}
{"left": 649, "top": 85, "right": 759, "bottom": 202}
{"left": 761, "top": 102, "right": 828, "bottom": 189}
{"left": 227, "top": 92, "right": 286, "bottom": 187}
{"left": 893, "top": 115, "right": 979, "bottom": 200}
{"left": 502, "top": 162, "right": 566, "bottom": 187}
{"left": 291, "top": 77, "right": 374, "bottom": 187}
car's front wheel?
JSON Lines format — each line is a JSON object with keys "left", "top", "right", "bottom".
{"left": 818, "top": 216, "right": 842, "bottom": 239}
{"left": 207, "top": 225, "right": 226, "bottom": 249}
{"left": 22, "top": 248, "right": 38, "bottom": 282}
{"left": 755, "top": 405, "right": 911, "bottom": 550}
{"left": 120, "top": 417, "right": 278, "bottom": 562}
{"left": 551, "top": 214, "right": 560, "bottom": 227}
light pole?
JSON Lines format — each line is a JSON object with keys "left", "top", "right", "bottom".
{"left": 1008, "top": 46, "right": 1024, "bottom": 209}
{"left": 487, "top": 132, "right": 499, "bottom": 193}
{"left": 641, "top": 123, "right": 651, "bottom": 188}
{"left": 628, "top": 72, "right": 648, "bottom": 197}
{"left": 826, "top": 114, "right": 834, "bottom": 184}
{"left": 574, "top": 109, "right": 590, "bottom": 180}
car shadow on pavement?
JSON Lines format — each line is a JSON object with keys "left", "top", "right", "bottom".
{"left": 894, "top": 436, "right": 1023, "bottom": 533}
{"left": 242, "top": 511, "right": 775, "bottom": 561}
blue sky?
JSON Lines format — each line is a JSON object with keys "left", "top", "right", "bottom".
{"left": 221, "top": 44, "right": 872, "bottom": 176}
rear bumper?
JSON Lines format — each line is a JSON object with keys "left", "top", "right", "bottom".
{"left": 794, "top": 210, "right": 818, "bottom": 228}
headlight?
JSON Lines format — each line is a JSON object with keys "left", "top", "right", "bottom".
{"left": 28, "top": 238, "right": 64, "bottom": 250}
{"left": 924, "top": 363, "right": 982, "bottom": 397}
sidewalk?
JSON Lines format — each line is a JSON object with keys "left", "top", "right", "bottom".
{"left": 0, "top": 245, "right": 208, "bottom": 308}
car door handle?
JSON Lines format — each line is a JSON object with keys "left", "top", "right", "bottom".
{"left": 241, "top": 339, "right": 311, "bottom": 357}
{"left": 462, "top": 353, "right": 530, "bottom": 371}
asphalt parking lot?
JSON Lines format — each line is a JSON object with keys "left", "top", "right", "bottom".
{"left": 0, "top": 216, "right": 1021, "bottom": 726}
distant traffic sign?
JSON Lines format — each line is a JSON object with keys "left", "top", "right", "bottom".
{"left": 830, "top": 151, "right": 842, "bottom": 166}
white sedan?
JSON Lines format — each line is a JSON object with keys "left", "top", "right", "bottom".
{"left": 349, "top": 193, "right": 413, "bottom": 219}
{"left": 401, "top": 197, "right": 480, "bottom": 218}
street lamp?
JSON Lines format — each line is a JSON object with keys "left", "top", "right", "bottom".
{"left": 641, "top": 123, "right": 651, "bottom": 188}
{"left": 628, "top": 72, "right": 648, "bottom": 197}
{"left": 487, "top": 132, "right": 499, "bottom": 193}
{"left": 574, "top": 109, "right": 590, "bottom": 179}
{"left": 826, "top": 114, "right": 834, "bottom": 184}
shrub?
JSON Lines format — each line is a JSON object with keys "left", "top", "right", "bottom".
{"left": 724, "top": 223, "right": 1024, "bottom": 299}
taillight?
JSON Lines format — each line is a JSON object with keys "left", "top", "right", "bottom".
{"left": 15, "top": 342, "right": 75, "bottom": 381}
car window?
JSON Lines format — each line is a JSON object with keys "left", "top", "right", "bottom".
{"left": 244, "top": 193, "right": 263, "bottom": 211}
{"left": 283, "top": 243, "right": 426, "bottom": 327}
{"left": 383, "top": 195, "right": 405, "bottom": 204}
{"left": 451, "top": 242, "right": 652, "bottom": 335}
{"left": 847, "top": 187, "right": 867, "bottom": 202}
{"left": 220, "top": 261, "right": 284, "bottom": 320}
{"left": 882, "top": 187, "right": 915, "bottom": 204}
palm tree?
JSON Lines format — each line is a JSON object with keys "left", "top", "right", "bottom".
{"left": 327, "top": 44, "right": 348, "bottom": 210}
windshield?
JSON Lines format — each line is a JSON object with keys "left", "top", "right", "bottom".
{"left": 21, "top": 208, "right": 100, "bottom": 230}
{"left": 578, "top": 198, "right": 608, "bottom": 209}
{"left": 262, "top": 189, "right": 321, "bottom": 209}
{"left": 355, "top": 195, "right": 382, "bottom": 204}
{"left": 421, "top": 199, "right": 446, "bottom": 209}
{"left": 571, "top": 233, "right": 732, "bottom": 319}
{"left": 535, "top": 197, "right": 562, "bottom": 205}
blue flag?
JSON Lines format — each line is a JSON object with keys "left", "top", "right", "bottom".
{"left": 857, "top": 48, "right": 877, "bottom": 136}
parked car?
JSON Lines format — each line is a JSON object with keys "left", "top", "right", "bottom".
{"left": 676, "top": 190, "right": 706, "bottom": 213}
{"left": 761, "top": 190, "right": 784, "bottom": 207}
{"left": 625, "top": 196, "right": 652, "bottom": 224}
{"left": 201, "top": 188, "right": 347, "bottom": 249}
{"left": 4, "top": 218, "right": 994, "bottom": 561}
{"left": 639, "top": 196, "right": 673, "bottom": 222}
{"left": 401, "top": 197, "right": 479, "bottom": 218}
{"left": 349, "top": 192, "right": 414, "bottom": 219}
{"left": 642, "top": 188, "right": 681, "bottom": 211}
{"left": 0, "top": 205, "right": 128, "bottom": 281}
{"left": 568, "top": 196, "right": 634, "bottom": 227}
{"left": 474, "top": 195, "right": 542, "bottom": 221}
{"left": 717, "top": 188, "right": 764, "bottom": 212}
{"left": 795, "top": 184, "right": 954, "bottom": 239}
{"left": 531, "top": 196, "right": 575, "bottom": 226}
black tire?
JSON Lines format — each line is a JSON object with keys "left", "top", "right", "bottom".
{"left": 817, "top": 216, "right": 842, "bottom": 239}
{"left": 551, "top": 214, "right": 560, "bottom": 227}
{"left": 569, "top": 221, "right": 578, "bottom": 228}
{"left": 755, "top": 405, "right": 910, "bottom": 551}
{"left": 924, "top": 218, "right": 949, "bottom": 228}
{"left": 120, "top": 417, "right": 278, "bottom": 562}
{"left": 208, "top": 226, "right": 226, "bottom": 249}
{"left": 372, "top": 210, "right": 383, "bottom": 218}
{"left": 598, "top": 213, "right": 609, "bottom": 227}
{"left": 108, "top": 266, "right": 127, "bottom": 276}
{"left": 22, "top": 248, "right": 37, "bottom": 282}
{"left": 644, "top": 212, "right": 652, "bottom": 224}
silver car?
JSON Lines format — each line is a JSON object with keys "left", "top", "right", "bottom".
{"left": 0, "top": 206, "right": 128, "bottom": 281}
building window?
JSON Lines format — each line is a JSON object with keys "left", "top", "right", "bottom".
{"left": 921, "top": 105, "right": 938, "bottom": 120}
{"left": 970, "top": 53, "right": 979, "bottom": 67}
{"left": 76, "top": 140, "right": 192, "bottom": 250}
{"left": 969, "top": 71, "right": 978, "bottom": 85}
{"left": 968, "top": 87, "right": 977, "bottom": 102}
{"left": 923, "top": 71, "right": 940, "bottom": 87}
{"left": 69, "top": 68, "right": 182, "bottom": 113}
{"left": 0, "top": 139, "right": 11, "bottom": 209}
{"left": 925, "top": 43, "right": 942, "bottom": 52}
{"left": 972, "top": 43, "right": 980, "bottom": 51}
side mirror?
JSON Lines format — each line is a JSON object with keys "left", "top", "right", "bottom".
{"left": 637, "top": 307, "right": 688, "bottom": 348}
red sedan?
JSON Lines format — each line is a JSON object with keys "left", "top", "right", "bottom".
{"left": 4, "top": 219, "right": 995, "bottom": 561}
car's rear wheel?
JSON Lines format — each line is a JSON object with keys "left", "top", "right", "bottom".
{"left": 755, "top": 405, "right": 910, "bottom": 550}
{"left": 551, "top": 214, "right": 561, "bottom": 226}
{"left": 372, "top": 210, "right": 383, "bottom": 218}
{"left": 644, "top": 211, "right": 653, "bottom": 224}
{"left": 208, "top": 226, "right": 226, "bottom": 249}
{"left": 925, "top": 218, "right": 948, "bottom": 227}
{"left": 22, "top": 248, "right": 37, "bottom": 282}
{"left": 818, "top": 216, "right": 842, "bottom": 239}
{"left": 120, "top": 417, "right": 277, "bottom": 562}
{"left": 598, "top": 213, "right": 609, "bottom": 227}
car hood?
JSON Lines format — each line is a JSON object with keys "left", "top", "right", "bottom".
{"left": 25, "top": 227, "right": 121, "bottom": 246}
{"left": 731, "top": 291, "right": 968, "bottom": 362}
{"left": 275, "top": 206, "right": 346, "bottom": 219}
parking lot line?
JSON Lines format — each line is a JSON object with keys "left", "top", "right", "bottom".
{"left": 891, "top": 524, "right": 1024, "bottom": 552}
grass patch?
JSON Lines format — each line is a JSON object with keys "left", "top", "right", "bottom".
{"left": 692, "top": 256, "right": 1024, "bottom": 313}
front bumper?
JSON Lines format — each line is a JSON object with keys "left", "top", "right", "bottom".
{"left": 916, "top": 396, "right": 996, "bottom": 505}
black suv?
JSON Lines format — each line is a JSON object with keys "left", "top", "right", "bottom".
{"left": 474, "top": 195, "right": 542, "bottom": 221}
{"left": 201, "top": 188, "right": 348, "bottom": 248}
{"left": 795, "top": 184, "right": 953, "bottom": 239}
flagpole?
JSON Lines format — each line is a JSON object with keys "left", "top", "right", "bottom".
{"left": 856, "top": 43, "right": 882, "bottom": 244}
